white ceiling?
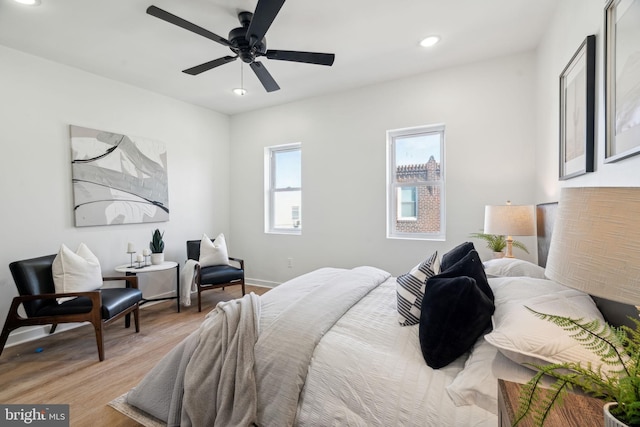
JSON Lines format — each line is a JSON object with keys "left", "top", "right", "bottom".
{"left": 0, "top": 0, "right": 559, "bottom": 115}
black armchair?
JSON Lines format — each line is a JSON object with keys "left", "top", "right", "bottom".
{"left": 0, "top": 254, "right": 143, "bottom": 361}
{"left": 186, "top": 240, "right": 245, "bottom": 312}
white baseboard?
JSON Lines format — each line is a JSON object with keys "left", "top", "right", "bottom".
{"left": 247, "top": 278, "right": 279, "bottom": 288}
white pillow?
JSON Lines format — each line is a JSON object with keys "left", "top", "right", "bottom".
{"left": 199, "top": 233, "right": 230, "bottom": 267}
{"left": 446, "top": 337, "right": 541, "bottom": 414}
{"left": 52, "top": 243, "right": 103, "bottom": 303}
{"left": 483, "top": 258, "right": 546, "bottom": 279}
{"left": 484, "top": 282, "right": 615, "bottom": 371}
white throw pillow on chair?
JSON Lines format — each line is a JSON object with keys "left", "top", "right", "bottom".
{"left": 52, "top": 243, "right": 103, "bottom": 303}
{"left": 199, "top": 233, "right": 230, "bottom": 267}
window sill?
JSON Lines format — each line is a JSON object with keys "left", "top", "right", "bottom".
{"left": 265, "top": 229, "right": 302, "bottom": 236}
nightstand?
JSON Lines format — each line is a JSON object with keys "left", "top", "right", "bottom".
{"left": 498, "top": 379, "right": 604, "bottom": 427}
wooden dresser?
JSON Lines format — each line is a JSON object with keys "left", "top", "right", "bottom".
{"left": 498, "top": 379, "right": 605, "bottom": 427}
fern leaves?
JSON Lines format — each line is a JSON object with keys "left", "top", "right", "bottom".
{"left": 527, "top": 307, "right": 630, "bottom": 375}
{"left": 515, "top": 308, "right": 640, "bottom": 426}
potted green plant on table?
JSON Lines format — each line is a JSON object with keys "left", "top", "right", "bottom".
{"left": 469, "top": 232, "right": 529, "bottom": 258}
{"left": 514, "top": 308, "right": 640, "bottom": 427}
{"left": 149, "top": 229, "right": 165, "bottom": 265}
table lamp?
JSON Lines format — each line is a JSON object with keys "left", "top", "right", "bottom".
{"left": 545, "top": 187, "right": 640, "bottom": 305}
{"left": 484, "top": 201, "right": 535, "bottom": 258}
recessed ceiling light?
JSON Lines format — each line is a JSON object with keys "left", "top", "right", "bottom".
{"left": 232, "top": 88, "right": 247, "bottom": 96}
{"left": 14, "top": 0, "right": 41, "bottom": 5}
{"left": 420, "top": 36, "right": 440, "bottom": 48}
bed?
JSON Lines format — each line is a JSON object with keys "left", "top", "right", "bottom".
{"left": 119, "top": 201, "right": 637, "bottom": 427}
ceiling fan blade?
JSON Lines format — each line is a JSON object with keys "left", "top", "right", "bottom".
{"left": 265, "top": 50, "right": 335, "bottom": 66}
{"left": 182, "top": 56, "right": 238, "bottom": 75}
{"left": 147, "top": 5, "right": 232, "bottom": 48}
{"left": 246, "top": 0, "right": 285, "bottom": 47}
{"left": 250, "top": 62, "right": 280, "bottom": 92}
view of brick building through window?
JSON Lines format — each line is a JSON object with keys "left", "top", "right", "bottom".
{"left": 395, "top": 156, "right": 441, "bottom": 233}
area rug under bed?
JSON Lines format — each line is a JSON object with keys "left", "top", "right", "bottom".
{"left": 108, "top": 393, "right": 166, "bottom": 427}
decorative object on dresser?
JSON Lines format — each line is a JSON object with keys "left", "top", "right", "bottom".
{"left": 149, "top": 229, "right": 165, "bottom": 265}
{"left": 482, "top": 201, "right": 535, "bottom": 258}
{"left": 515, "top": 187, "right": 640, "bottom": 427}
{"left": 0, "top": 248, "right": 142, "bottom": 361}
{"left": 559, "top": 34, "right": 595, "bottom": 180}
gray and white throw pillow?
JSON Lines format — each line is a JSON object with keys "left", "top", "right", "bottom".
{"left": 396, "top": 251, "right": 440, "bottom": 326}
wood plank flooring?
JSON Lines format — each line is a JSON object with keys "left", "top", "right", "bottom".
{"left": 0, "top": 286, "right": 269, "bottom": 426}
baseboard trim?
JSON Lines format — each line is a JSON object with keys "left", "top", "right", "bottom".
{"left": 246, "top": 278, "right": 279, "bottom": 288}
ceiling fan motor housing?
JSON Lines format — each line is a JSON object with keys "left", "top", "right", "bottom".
{"left": 229, "top": 12, "right": 266, "bottom": 63}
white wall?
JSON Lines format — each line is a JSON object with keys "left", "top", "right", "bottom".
{"left": 535, "top": 0, "right": 640, "bottom": 203}
{"left": 230, "top": 52, "right": 539, "bottom": 286}
{"left": 0, "top": 45, "right": 230, "bottom": 346}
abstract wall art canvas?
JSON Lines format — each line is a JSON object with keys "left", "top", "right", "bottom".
{"left": 70, "top": 125, "right": 169, "bottom": 227}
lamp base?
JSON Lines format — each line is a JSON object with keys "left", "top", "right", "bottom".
{"left": 505, "top": 237, "right": 515, "bottom": 258}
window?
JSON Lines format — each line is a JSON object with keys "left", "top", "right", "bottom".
{"left": 398, "top": 187, "right": 417, "bottom": 220}
{"left": 387, "top": 125, "right": 445, "bottom": 240}
{"left": 265, "top": 143, "right": 302, "bottom": 234}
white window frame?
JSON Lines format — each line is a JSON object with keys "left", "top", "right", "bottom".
{"left": 386, "top": 124, "right": 445, "bottom": 240}
{"left": 264, "top": 142, "right": 302, "bottom": 235}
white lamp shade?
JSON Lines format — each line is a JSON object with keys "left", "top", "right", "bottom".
{"left": 484, "top": 204, "right": 535, "bottom": 236}
{"left": 545, "top": 187, "right": 640, "bottom": 305}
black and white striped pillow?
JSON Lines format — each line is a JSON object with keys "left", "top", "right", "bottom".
{"left": 396, "top": 251, "right": 440, "bottom": 326}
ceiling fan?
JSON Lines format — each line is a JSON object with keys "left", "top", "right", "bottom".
{"left": 146, "top": 0, "right": 336, "bottom": 93}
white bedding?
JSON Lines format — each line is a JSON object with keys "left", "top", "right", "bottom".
{"left": 128, "top": 267, "right": 547, "bottom": 426}
{"left": 294, "top": 274, "right": 498, "bottom": 426}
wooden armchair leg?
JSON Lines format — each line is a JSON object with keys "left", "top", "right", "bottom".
{"left": 133, "top": 308, "right": 140, "bottom": 333}
{"left": 93, "top": 321, "right": 105, "bottom": 362}
{"left": 49, "top": 324, "right": 57, "bottom": 334}
{"left": 0, "top": 322, "right": 13, "bottom": 358}
{"left": 0, "top": 302, "right": 21, "bottom": 358}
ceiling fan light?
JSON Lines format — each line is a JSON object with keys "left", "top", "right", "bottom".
{"left": 14, "top": 0, "right": 41, "bottom": 5}
{"left": 233, "top": 88, "right": 247, "bottom": 96}
{"left": 420, "top": 36, "right": 440, "bottom": 48}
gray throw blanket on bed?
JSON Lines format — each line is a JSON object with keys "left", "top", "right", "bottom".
{"left": 127, "top": 293, "right": 260, "bottom": 427}
{"left": 127, "top": 266, "right": 389, "bottom": 427}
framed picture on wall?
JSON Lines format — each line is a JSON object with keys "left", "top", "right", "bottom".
{"left": 559, "top": 34, "right": 595, "bottom": 180}
{"left": 605, "top": 0, "right": 640, "bottom": 163}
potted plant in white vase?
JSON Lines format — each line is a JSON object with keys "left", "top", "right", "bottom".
{"left": 514, "top": 308, "right": 640, "bottom": 427}
{"left": 469, "top": 232, "right": 529, "bottom": 258}
{"left": 149, "top": 229, "right": 165, "bottom": 265}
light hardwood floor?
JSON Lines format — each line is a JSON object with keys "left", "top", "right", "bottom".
{"left": 0, "top": 285, "right": 269, "bottom": 426}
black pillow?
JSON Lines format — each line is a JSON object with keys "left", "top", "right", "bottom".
{"left": 419, "top": 275, "right": 494, "bottom": 369}
{"left": 440, "top": 242, "right": 475, "bottom": 272}
{"left": 437, "top": 249, "right": 493, "bottom": 302}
